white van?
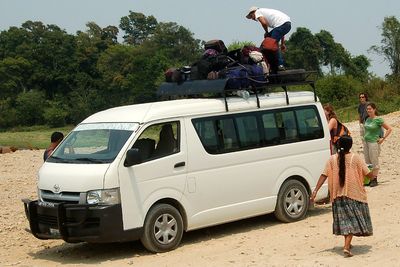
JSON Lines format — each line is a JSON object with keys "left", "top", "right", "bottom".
{"left": 23, "top": 89, "right": 330, "bottom": 252}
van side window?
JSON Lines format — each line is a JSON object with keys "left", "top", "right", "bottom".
{"left": 193, "top": 106, "right": 323, "bottom": 154}
{"left": 235, "top": 115, "right": 261, "bottom": 148}
{"left": 278, "top": 110, "right": 298, "bottom": 142}
{"left": 133, "top": 121, "right": 180, "bottom": 162}
{"left": 262, "top": 113, "right": 280, "bottom": 145}
{"left": 193, "top": 120, "right": 218, "bottom": 153}
{"left": 217, "top": 118, "right": 239, "bottom": 151}
{"left": 295, "top": 108, "right": 324, "bottom": 139}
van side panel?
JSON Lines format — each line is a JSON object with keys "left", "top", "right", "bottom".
{"left": 183, "top": 105, "right": 330, "bottom": 230}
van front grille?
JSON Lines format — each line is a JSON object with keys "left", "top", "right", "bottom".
{"left": 40, "top": 190, "right": 82, "bottom": 204}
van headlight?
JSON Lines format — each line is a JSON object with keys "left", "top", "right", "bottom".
{"left": 86, "top": 188, "right": 120, "bottom": 205}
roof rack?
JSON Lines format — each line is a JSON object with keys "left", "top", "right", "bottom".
{"left": 157, "top": 70, "right": 317, "bottom": 111}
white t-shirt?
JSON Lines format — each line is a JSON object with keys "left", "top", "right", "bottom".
{"left": 255, "top": 8, "right": 291, "bottom": 29}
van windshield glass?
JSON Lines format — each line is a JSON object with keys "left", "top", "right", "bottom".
{"left": 48, "top": 123, "right": 138, "bottom": 164}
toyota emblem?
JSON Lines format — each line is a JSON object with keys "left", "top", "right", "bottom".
{"left": 53, "top": 184, "right": 60, "bottom": 193}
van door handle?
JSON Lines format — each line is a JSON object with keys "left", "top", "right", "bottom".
{"left": 174, "top": 162, "right": 185, "bottom": 168}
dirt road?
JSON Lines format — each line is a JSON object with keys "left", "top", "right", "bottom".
{"left": 1, "top": 112, "right": 399, "bottom": 267}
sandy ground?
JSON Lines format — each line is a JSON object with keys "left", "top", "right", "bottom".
{"left": 1, "top": 112, "right": 399, "bottom": 267}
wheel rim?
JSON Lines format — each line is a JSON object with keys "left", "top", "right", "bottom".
{"left": 284, "top": 188, "right": 305, "bottom": 216}
{"left": 153, "top": 213, "right": 178, "bottom": 245}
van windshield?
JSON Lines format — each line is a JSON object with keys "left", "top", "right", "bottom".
{"left": 48, "top": 123, "right": 139, "bottom": 164}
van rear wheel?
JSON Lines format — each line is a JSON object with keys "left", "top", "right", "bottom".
{"left": 140, "top": 204, "right": 183, "bottom": 253}
{"left": 274, "top": 179, "right": 309, "bottom": 222}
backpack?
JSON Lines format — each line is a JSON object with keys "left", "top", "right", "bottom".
{"left": 332, "top": 121, "right": 351, "bottom": 144}
{"left": 223, "top": 65, "right": 266, "bottom": 89}
{"left": 204, "top": 39, "right": 228, "bottom": 54}
{"left": 192, "top": 55, "right": 233, "bottom": 80}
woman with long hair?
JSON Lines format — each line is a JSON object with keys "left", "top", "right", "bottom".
{"left": 363, "top": 102, "right": 392, "bottom": 187}
{"left": 323, "top": 103, "right": 339, "bottom": 152}
{"left": 311, "top": 136, "right": 374, "bottom": 257}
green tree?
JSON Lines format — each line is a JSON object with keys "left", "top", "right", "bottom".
{"left": 315, "top": 30, "right": 338, "bottom": 75}
{"left": 342, "top": 55, "right": 370, "bottom": 82}
{"left": 0, "top": 56, "right": 32, "bottom": 98}
{"left": 97, "top": 44, "right": 170, "bottom": 106}
{"left": 119, "top": 11, "right": 158, "bottom": 45}
{"left": 370, "top": 16, "right": 400, "bottom": 77}
{"left": 315, "top": 30, "right": 352, "bottom": 75}
{"left": 285, "top": 27, "right": 322, "bottom": 73}
{"left": 148, "top": 22, "right": 202, "bottom": 65}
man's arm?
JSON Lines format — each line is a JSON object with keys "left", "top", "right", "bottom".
{"left": 257, "top": 16, "right": 269, "bottom": 33}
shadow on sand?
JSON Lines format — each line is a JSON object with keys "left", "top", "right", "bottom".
{"left": 321, "top": 244, "right": 372, "bottom": 257}
{"left": 29, "top": 206, "right": 331, "bottom": 264}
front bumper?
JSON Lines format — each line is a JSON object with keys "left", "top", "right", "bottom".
{"left": 22, "top": 199, "right": 142, "bottom": 243}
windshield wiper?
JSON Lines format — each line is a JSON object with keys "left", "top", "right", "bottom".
{"left": 48, "top": 156, "right": 74, "bottom": 163}
{"left": 74, "top": 157, "right": 107, "bottom": 163}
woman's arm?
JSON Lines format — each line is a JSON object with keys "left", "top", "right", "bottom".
{"left": 310, "top": 174, "right": 328, "bottom": 202}
{"left": 328, "top": 118, "right": 337, "bottom": 131}
{"left": 378, "top": 122, "right": 392, "bottom": 144}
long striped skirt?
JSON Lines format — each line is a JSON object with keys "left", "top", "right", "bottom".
{"left": 332, "top": 197, "right": 373, "bottom": 236}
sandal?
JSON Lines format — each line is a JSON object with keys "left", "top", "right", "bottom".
{"left": 343, "top": 248, "right": 353, "bottom": 257}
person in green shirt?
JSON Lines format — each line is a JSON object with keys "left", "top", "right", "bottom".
{"left": 363, "top": 103, "right": 392, "bottom": 187}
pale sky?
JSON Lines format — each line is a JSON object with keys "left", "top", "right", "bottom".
{"left": 1, "top": 0, "right": 399, "bottom": 77}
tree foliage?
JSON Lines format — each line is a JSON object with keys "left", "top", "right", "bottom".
{"left": 119, "top": 11, "right": 157, "bottom": 45}
{"left": 0, "top": 12, "right": 391, "bottom": 130}
{"left": 370, "top": 16, "right": 400, "bottom": 78}
{"left": 285, "top": 27, "right": 322, "bottom": 74}
{"left": 285, "top": 28, "right": 370, "bottom": 81}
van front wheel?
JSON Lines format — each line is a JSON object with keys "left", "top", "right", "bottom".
{"left": 140, "top": 204, "right": 183, "bottom": 253}
{"left": 274, "top": 179, "right": 309, "bottom": 223}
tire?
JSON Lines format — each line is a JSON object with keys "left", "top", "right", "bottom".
{"left": 274, "top": 179, "right": 309, "bottom": 223}
{"left": 140, "top": 204, "right": 184, "bottom": 253}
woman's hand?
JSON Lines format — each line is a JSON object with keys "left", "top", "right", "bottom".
{"left": 310, "top": 190, "right": 317, "bottom": 202}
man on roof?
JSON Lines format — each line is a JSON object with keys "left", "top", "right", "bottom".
{"left": 246, "top": 6, "right": 291, "bottom": 71}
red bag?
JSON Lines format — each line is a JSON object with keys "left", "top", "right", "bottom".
{"left": 261, "top": 37, "right": 279, "bottom": 52}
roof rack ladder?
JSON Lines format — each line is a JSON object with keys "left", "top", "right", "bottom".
{"left": 254, "top": 88, "right": 260, "bottom": 108}
{"left": 223, "top": 91, "right": 229, "bottom": 111}
{"left": 282, "top": 85, "right": 289, "bottom": 105}
{"left": 310, "top": 82, "right": 317, "bottom": 102}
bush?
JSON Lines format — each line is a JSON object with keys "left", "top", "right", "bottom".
{"left": 316, "top": 75, "right": 362, "bottom": 107}
{"left": 0, "top": 99, "right": 17, "bottom": 129}
{"left": 15, "top": 90, "right": 45, "bottom": 126}
{"left": 43, "top": 106, "right": 68, "bottom": 127}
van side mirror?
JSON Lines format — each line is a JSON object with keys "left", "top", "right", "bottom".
{"left": 124, "top": 148, "right": 141, "bottom": 167}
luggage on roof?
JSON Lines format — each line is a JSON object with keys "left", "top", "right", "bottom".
{"left": 204, "top": 39, "right": 228, "bottom": 54}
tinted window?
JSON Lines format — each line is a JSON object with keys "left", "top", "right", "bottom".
{"left": 295, "top": 108, "right": 324, "bottom": 140}
{"left": 235, "top": 115, "right": 261, "bottom": 148}
{"left": 193, "top": 106, "right": 323, "bottom": 154}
